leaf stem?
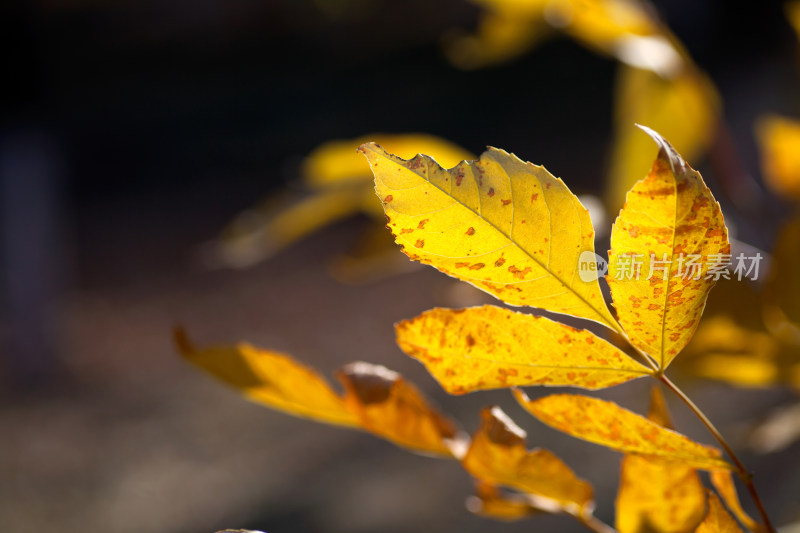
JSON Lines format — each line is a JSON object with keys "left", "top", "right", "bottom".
{"left": 658, "top": 374, "right": 775, "bottom": 533}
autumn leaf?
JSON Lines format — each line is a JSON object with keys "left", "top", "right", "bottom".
{"left": 615, "top": 386, "right": 706, "bottom": 533}
{"left": 709, "top": 470, "right": 759, "bottom": 532}
{"left": 514, "top": 390, "right": 733, "bottom": 470}
{"left": 607, "top": 125, "right": 730, "bottom": 369}
{"left": 462, "top": 406, "right": 594, "bottom": 510}
{"left": 466, "top": 480, "right": 544, "bottom": 521}
{"left": 175, "top": 327, "right": 360, "bottom": 427}
{"left": 361, "top": 143, "right": 617, "bottom": 328}
{"left": 395, "top": 305, "right": 651, "bottom": 394}
{"left": 607, "top": 66, "right": 720, "bottom": 210}
{"left": 695, "top": 491, "right": 744, "bottom": 533}
{"left": 756, "top": 115, "right": 800, "bottom": 203}
{"left": 337, "top": 362, "right": 467, "bottom": 457}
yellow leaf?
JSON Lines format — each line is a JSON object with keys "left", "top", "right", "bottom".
{"left": 607, "top": 67, "right": 720, "bottom": 211}
{"left": 361, "top": 143, "right": 617, "bottom": 328}
{"left": 756, "top": 115, "right": 800, "bottom": 203}
{"left": 395, "top": 305, "right": 651, "bottom": 394}
{"left": 337, "top": 362, "right": 467, "bottom": 457}
{"left": 709, "top": 470, "right": 759, "bottom": 532}
{"left": 787, "top": 1, "right": 800, "bottom": 41}
{"left": 445, "top": 8, "right": 551, "bottom": 70}
{"left": 466, "top": 480, "right": 543, "bottom": 521}
{"left": 695, "top": 491, "right": 743, "bottom": 533}
{"left": 462, "top": 406, "right": 594, "bottom": 510}
{"left": 304, "top": 134, "right": 474, "bottom": 189}
{"left": 175, "top": 328, "right": 360, "bottom": 428}
{"left": 764, "top": 216, "right": 800, "bottom": 345}
{"left": 607, "top": 126, "right": 730, "bottom": 369}
{"left": 514, "top": 390, "right": 733, "bottom": 470}
{"left": 615, "top": 387, "right": 707, "bottom": 533}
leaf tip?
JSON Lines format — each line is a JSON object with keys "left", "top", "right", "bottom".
{"left": 635, "top": 124, "right": 689, "bottom": 175}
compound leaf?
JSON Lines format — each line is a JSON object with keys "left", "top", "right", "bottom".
{"left": 361, "top": 143, "right": 617, "bottom": 328}
{"left": 395, "top": 305, "right": 651, "bottom": 394}
{"left": 514, "top": 390, "right": 732, "bottom": 471}
{"left": 462, "top": 406, "right": 594, "bottom": 511}
{"left": 608, "top": 126, "right": 730, "bottom": 369}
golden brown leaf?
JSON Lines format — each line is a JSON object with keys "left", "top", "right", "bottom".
{"left": 337, "top": 362, "right": 467, "bottom": 457}
{"left": 694, "top": 491, "right": 743, "bottom": 533}
{"left": 709, "top": 470, "right": 759, "bottom": 532}
{"left": 615, "top": 387, "right": 706, "bottom": 533}
{"left": 462, "top": 406, "right": 594, "bottom": 510}
{"left": 756, "top": 115, "right": 800, "bottom": 203}
{"left": 514, "top": 390, "right": 732, "bottom": 470}
{"left": 465, "top": 480, "right": 544, "bottom": 521}
{"left": 607, "top": 126, "right": 730, "bottom": 369}
{"left": 395, "top": 305, "right": 651, "bottom": 394}
{"left": 175, "top": 328, "right": 359, "bottom": 427}
{"left": 361, "top": 143, "right": 617, "bottom": 328}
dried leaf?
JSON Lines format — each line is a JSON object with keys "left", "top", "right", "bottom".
{"left": 462, "top": 406, "right": 594, "bottom": 510}
{"left": 694, "top": 491, "right": 743, "bottom": 533}
{"left": 395, "top": 305, "right": 651, "bottom": 394}
{"left": 466, "top": 480, "right": 544, "bottom": 521}
{"left": 175, "top": 328, "right": 359, "bottom": 427}
{"left": 709, "top": 470, "right": 759, "bottom": 532}
{"left": 615, "top": 387, "right": 706, "bottom": 533}
{"left": 756, "top": 115, "right": 800, "bottom": 203}
{"left": 337, "top": 362, "right": 467, "bottom": 457}
{"left": 607, "top": 67, "right": 720, "bottom": 210}
{"left": 361, "top": 143, "right": 617, "bottom": 328}
{"left": 607, "top": 126, "right": 730, "bottom": 369}
{"left": 514, "top": 390, "right": 732, "bottom": 471}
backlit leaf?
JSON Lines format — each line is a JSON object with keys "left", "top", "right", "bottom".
{"left": 395, "top": 305, "right": 651, "bottom": 394}
{"left": 466, "top": 481, "right": 544, "bottom": 521}
{"left": 175, "top": 328, "right": 359, "bottom": 427}
{"left": 709, "top": 470, "right": 759, "bottom": 532}
{"left": 615, "top": 387, "right": 706, "bottom": 533}
{"left": 694, "top": 491, "right": 743, "bottom": 533}
{"left": 607, "top": 126, "right": 730, "bottom": 369}
{"left": 462, "top": 406, "right": 594, "bottom": 510}
{"left": 514, "top": 390, "right": 733, "bottom": 470}
{"left": 361, "top": 143, "right": 617, "bottom": 328}
{"left": 756, "top": 115, "right": 800, "bottom": 203}
{"left": 607, "top": 67, "right": 720, "bottom": 210}
{"left": 304, "top": 134, "right": 475, "bottom": 189}
{"left": 337, "top": 362, "right": 467, "bottom": 457}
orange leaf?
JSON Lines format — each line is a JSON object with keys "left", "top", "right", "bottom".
{"left": 615, "top": 387, "right": 706, "bottom": 533}
{"left": 607, "top": 125, "right": 730, "bottom": 369}
{"left": 695, "top": 491, "right": 744, "bottom": 533}
{"left": 396, "top": 305, "right": 651, "bottom": 394}
{"left": 514, "top": 390, "right": 732, "bottom": 471}
{"left": 709, "top": 470, "right": 759, "bottom": 532}
{"left": 462, "top": 406, "right": 594, "bottom": 511}
{"left": 175, "top": 328, "right": 359, "bottom": 427}
{"left": 337, "top": 362, "right": 467, "bottom": 457}
{"left": 466, "top": 481, "right": 543, "bottom": 521}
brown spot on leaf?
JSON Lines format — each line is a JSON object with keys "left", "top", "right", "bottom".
{"left": 466, "top": 335, "right": 475, "bottom": 347}
{"left": 414, "top": 239, "right": 425, "bottom": 248}
{"left": 488, "top": 188, "right": 495, "bottom": 197}
{"left": 469, "top": 263, "right": 485, "bottom": 270}
{"left": 531, "top": 193, "right": 538, "bottom": 202}
{"left": 494, "top": 257, "right": 506, "bottom": 267}
{"left": 417, "top": 219, "right": 429, "bottom": 229}
{"left": 400, "top": 228, "right": 414, "bottom": 234}
{"left": 383, "top": 194, "right": 393, "bottom": 203}
{"left": 501, "top": 199, "right": 512, "bottom": 206}
{"left": 466, "top": 227, "right": 475, "bottom": 236}
{"left": 647, "top": 303, "right": 661, "bottom": 311}
{"left": 455, "top": 262, "right": 470, "bottom": 268}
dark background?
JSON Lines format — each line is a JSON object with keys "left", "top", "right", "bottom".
{"left": 1, "top": 1, "right": 798, "bottom": 532}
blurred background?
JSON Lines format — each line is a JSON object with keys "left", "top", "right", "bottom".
{"left": 1, "top": 0, "right": 799, "bottom": 532}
